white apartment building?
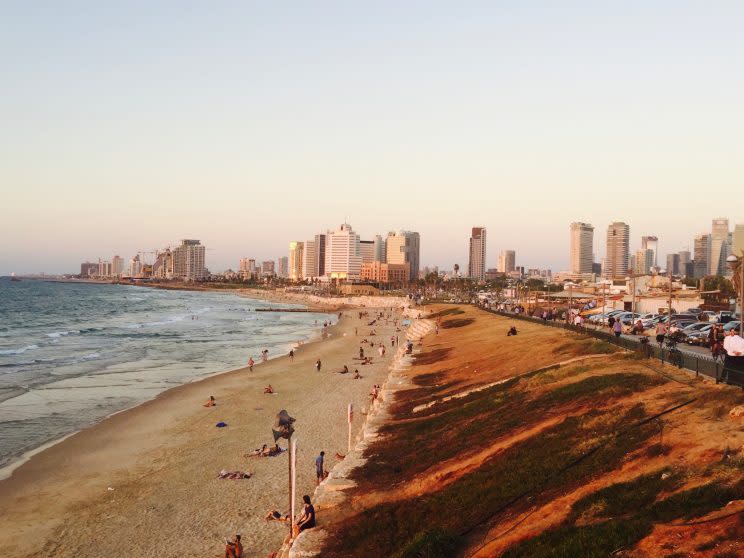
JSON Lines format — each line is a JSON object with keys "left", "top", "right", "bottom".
{"left": 498, "top": 250, "right": 516, "bottom": 273}
{"left": 570, "top": 222, "right": 594, "bottom": 274}
{"left": 386, "top": 231, "right": 420, "bottom": 280}
{"left": 468, "top": 227, "right": 487, "bottom": 280}
{"left": 604, "top": 222, "right": 630, "bottom": 279}
{"left": 172, "top": 239, "right": 207, "bottom": 281}
{"left": 324, "top": 223, "right": 362, "bottom": 281}
{"left": 289, "top": 241, "right": 304, "bottom": 281}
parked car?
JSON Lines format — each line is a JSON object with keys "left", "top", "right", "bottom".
{"left": 697, "top": 311, "right": 718, "bottom": 323}
{"left": 718, "top": 311, "right": 735, "bottom": 324}
{"left": 723, "top": 321, "right": 741, "bottom": 332}
{"left": 686, "top": 324, "right": 714, "bottom": 346}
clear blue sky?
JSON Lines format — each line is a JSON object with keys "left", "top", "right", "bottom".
{"left": 1, "top": 1, "right": 742, "bottom": 274}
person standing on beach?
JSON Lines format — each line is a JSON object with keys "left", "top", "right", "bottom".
{"left": 289, "top": 349, "right": 294, "bottom": 362}
{"left": 315, "top": 451, "right": 325, "bottom": 485}
{"left": 315, "top": 359, "right": 321, "bottom": 372}
{"left": 248, "top": 357, "right": 254, "bottom": 372}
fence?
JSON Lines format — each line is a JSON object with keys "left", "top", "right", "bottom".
{"left": 480, "top": 306, "right": 744, "bottom": 388}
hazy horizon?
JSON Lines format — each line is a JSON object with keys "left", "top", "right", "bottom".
{"left": 2, "top": 2, "right": 743, "bottom": 275}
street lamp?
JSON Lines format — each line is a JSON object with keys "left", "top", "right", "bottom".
{"left": 726, "top": 253, "right": 744, "bottom": 337}
{"left": 273, "top": 409, "right": 296, "bottom": 540}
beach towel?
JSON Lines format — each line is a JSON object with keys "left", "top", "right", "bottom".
{"left": 216, "top": 422, "right": 228, "bottom": 427}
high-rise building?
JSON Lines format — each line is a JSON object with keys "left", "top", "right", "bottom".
{"left": 570, "top": 222, "right": 594, "bottom": 274}
{"left": 172, "top": 239, "right": 206, "bottom": 281}
{"left": 468, "top": 227, "right": 487, "bottom": 280}
{"left": 152, "top": 249, "right": 173, "bottom": 279}
{"left": 634, "top": 249, "right": 654, "bottom": 275}
{"left": 128, "top": 254, "right": 142, "bottom": 278}
{"left": 112, "top": 255, "right": 124, "bottom": 277}
{"left": 325, "top": 223, "right": 362, "bottom": 281}
{"left": 385, "top": 231, "right": 421, "bottom": 280}
{"left": 239, "top": 257, "right": 254, "bottom": 280}
{"left": 732, "top": 224, "right": 744, "bottom": 257}
{"left": 498, "top": 250, "right": 516, "bottom": 273}
{"left": 303, "top": 239, "right": 317, "bottom": 280}
{"left": 641, "top": 236, "right": 659, "bottom": 267}
{"left": 261, "top": 261, "right": 275, "bottom": 276}
{"left": 98, "top": 260, "right": 112, "bottom": 277}
{"left": 604, "top": 222, "right": 630, "bottom": 279}
{"left": 288, "top": 241, "right": 304, "bottom": 281}
{"left": 80, "top": 262, "right": 98, "bottom": 277}
{"left": 666, "top": 253, "right": 680, "bottom": 276}
{"left": 360, "top": 240, "right": 376, "bottom": 264}
{"left": 710, "top": 218, "right": 730, "bottom": 276}
{"left": 372, "top": 235, "right": 385, "bottom": 263}
{"left": 678, "top": 251, "right": 691, "bottom": 277}
{"left": 693, "top": 234, "right": 711, "bottom": 278}
{"left": 277, "top": 256, "right": 289, "bottom": 278}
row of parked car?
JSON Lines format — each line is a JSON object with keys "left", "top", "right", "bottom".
{"left": 585, "top": 308, "right": 741, "bottom": 347}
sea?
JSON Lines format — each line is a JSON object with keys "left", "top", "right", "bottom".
{"left": 0, "top": 279, "right": 333, "bottom": 475}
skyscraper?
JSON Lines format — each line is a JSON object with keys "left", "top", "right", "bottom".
{"left": 303, "top": 239, "right": 317, "bottom": 280}
{"left": 635, "top": 249, "right": 654, "bottom": 275}
{"left": 710, "top": 218, "right": 730, "bottom": 276}
{"left": 666, "top": 253, "right": 680, "bottom": 276}
{"left": 732, "top": 224, "right": 744, "bottom": 257}
{"left": 288, "top": 241, "right": 304, "bottom": 281}
{"left": 277, "top": 256, "right": 289, "bottom": 278}
{"left": 468, "top": 227, "right": 487, "bottom": 280}
{"left": 112, "top": 255, "right": 124, "bottom": 277}
{"left": 678, "top": 251, "right": 691, "bottom": 277}
{"left": 570, "top": 222, "right": 594, "bottom": 274}
{"left": 172, "top": 239, "right": 207, "bottom": 281}
{"left": 372, "top": 235, "right": 385, "bottom": 263}
{"left": 385, "top": 231, "right": 421, "bottom": 280}
{"left": 498, "top": 250, "right": 516, "bottom": 273}
{"left": 325, "top": 223, "right": 362, "bottom": 280}
{"left": 693, "top": 234, "right": 710, "bottom": 278}
{"left": 360, "top": 240, "right": 376, "bottom": 264}
{"left": 641, "top": 236, "right": 659, "bottom": 267}
{"left": 604, "top": 222, "right": 630, "bottom": 279}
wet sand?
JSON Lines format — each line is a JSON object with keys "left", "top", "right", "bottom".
{"left": 0, "top": 309, "right": 405, "bottom": 557}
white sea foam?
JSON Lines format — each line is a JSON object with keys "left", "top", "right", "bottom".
{"left": 46, "top": 330, "right": 79, "bottom": 338}
{"left": 0, "top": 344, "right": 39, "bottom": 355}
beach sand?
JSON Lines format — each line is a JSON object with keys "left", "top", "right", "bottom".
{"left": 0, "top": 308, "right": 406, "bottom": 557}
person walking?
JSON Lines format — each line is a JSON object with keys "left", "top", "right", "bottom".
{"left": 247, "top": 357, "right": 254, "bottom": 372}
{"left": 655, "top": 321, "right": 667, "bottom": 346}
{"left": 289, "top": 349, "right": 295, "bottom": 362}
{"left": 315, "top": 359, "right": 321, "bottom": 372}
{"left": 315, "top": 451, "right": 325, "bottom": 485}
{"left": 613, "top": 319, "right": 622, "bottom": 338}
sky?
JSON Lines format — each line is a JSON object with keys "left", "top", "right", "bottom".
{"left": 1, "top": 1, "right": 743, "bottom": 275}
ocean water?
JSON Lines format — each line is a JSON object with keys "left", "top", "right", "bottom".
{"left": 0, "top": 279, "right": 333, "bottom": 473}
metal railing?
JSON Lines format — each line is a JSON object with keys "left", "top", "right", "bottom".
{"left": 479, "top": 306, "right": 744, "bottom": 388}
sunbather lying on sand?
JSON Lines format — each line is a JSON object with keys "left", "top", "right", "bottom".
{"left": 267, "top": 444, "right": 285, "bottom": 456}
{"left": 264, "top": 510, "right": 290, "bottom": 522}
{"left": 218, "top": 470, "right": 252, "bottom": 479}
{"left": 335, "top": 452, "right": 345, "bottom": 460}
{"left": 245, "top": 444, "right": 269, "bottom": 457}
{"left": 203, "top": 396, "right": 216, "bottom": 407}
{"left": 264, "top": 385, "right": 274, "bottom": 394}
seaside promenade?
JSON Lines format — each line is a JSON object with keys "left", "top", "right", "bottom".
{"left": 0, "top": 297, "right": 409, "bottom": 557}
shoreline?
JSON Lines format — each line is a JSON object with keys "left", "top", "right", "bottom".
{"left": 0, "top": 301, "right": 408, "bottom": 557}
{"left": 0, "top": 290, "right": 335, "bottom": 481}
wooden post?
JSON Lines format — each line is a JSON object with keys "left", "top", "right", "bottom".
{"left": 347, "top": 403, "right": 353, "bottom": 452}
{"left": 288, "top": 434, "right": 293, "bottom": 541}
{"left": 290, "top": 437, "right": 297, "bottom": 537}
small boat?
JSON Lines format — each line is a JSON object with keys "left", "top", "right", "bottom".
{"left": 10, "top": 273, "right": 20, "bottom": 282}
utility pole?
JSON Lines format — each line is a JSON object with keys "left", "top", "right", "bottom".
{"left": 668, "top": 269, "right": 673, "bottom": 318}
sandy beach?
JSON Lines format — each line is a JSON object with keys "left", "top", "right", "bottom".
{"left": 0, "top": 305, "right": 408, "bottom": 557}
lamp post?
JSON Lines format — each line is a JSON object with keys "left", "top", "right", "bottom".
{"left": 273, "top": 409, "right": 296, "bottom": 540}
{"left": 726, "top": 252, "right": 744, "bottom": 337}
